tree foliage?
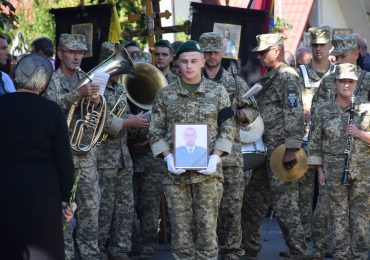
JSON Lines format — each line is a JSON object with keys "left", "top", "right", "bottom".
{"left": 0, "top": 0, "right": 18, "bottom": 36}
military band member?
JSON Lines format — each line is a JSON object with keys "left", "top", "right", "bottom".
{"left": 251, "top": 34, "right": 307, "bottom": 258}
{"left": 96, "top": 42, "right": 149, "bottom": 259}
{"left": 124, "top": 40, "right": 141, "bottom": 54}
{"left": 128, "top": 50, "right": 168, "bottom": 257}
{"left": 154, "top": 39, "right": 178, "bottom": 84}
{"left": 295, "top": 25, "right": 335, "bottom": 242}
{"left": 44, "top": 33, "right": 101, "bottom": 260}
{"left": 310, "top": 34, "right": 370, "bottom": 256}
{"left": 199, "top": 32, "right": 259, "bottom": 260}
{"left": 149, "top": 40, "right": 235, "bottom": 259}
{"left": 307, "top": 63, "right": 370, "bottom": 259}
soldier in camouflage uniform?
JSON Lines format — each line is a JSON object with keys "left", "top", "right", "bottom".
{"left": 295, "top": 26, "right": 335, "bottom": 243}
{"left": 251, "top": 34, "right": 307, "bottom": 258}
{"left": 128, "top": 50, "right": 168, "bottom": 257}
{"left": 312, "top": 34, "right": 370, "bottom": 106}
{"left": 149, "top": 40, "right": 235, "bottom": 259}
{"left": 308, "top": 63, "right": 370, "bottom": 259}
{"left": 154, "top": 39, "right": 178, "bottom": 83}
{"left": 310, "top": 34, "right": 370, "bottom": 256}
{"left": 96, "top": 42, "right": 149, "bottom": 260}
{"left": 43, "top": 34, "right": 101, "bottom": 260}
{"left": 199, "top": 32, "right": 259, "bottom": 260}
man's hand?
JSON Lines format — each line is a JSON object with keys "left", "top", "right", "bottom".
{"left": 62, "top": 202, "right": 77, "bottom": 223}
{"left": 198, "top": 154, "right": 221, "bottom": 175}
{"left": 235, "top": 109, "right": 247, "bottom": 122}
{"left": 346, "top": 123, "right": 361, "bottom": 138}
{"left": 282, "top": 149, "right": 298, "bottom": 170}
{"left": 164, "top": 153, "right": 186, "bottom": 175}
{"left": 77, "top": 82, "right": 100, "bottom": 97}
{"left": 123, "top": 111, "right": 149, "bottom": 128}
{"left": 317, "top": 166, "right": 325, "bottom": 187}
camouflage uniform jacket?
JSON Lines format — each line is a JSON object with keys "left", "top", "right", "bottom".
{"left": 44, "top": 68, "right": 96, "bottom": 168}
{"left": 165, "top": 70, "right": 178, "bottom": 84}
{"left": 149, "top": 76, "right": 235, "bottom": 184}
{"left": 96, "top": 82, "right": 133, "bottom": 171}
{"left": 296, "top": 61, "right": 336, "bottom": 112}
{"left": 312, "top": 67, "right": 370, "bottom": 110}
{"left": 256, "top": 62, "right": 304, "bottom": 153}
{"left": 204, "top": 67, "right": 259, "bottom": 167}
{"left": 307, "top": 98, "right": 370, "bottom": 178}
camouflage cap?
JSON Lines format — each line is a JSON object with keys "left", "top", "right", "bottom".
{"left": 252, "top": 33, "right": 284, "bottom": 52}
{"left": 199, "top": 32, "right": 224, "bottom": 52}
{"left": 59, "top": 33, "right": 88, "bottom": 51}
{"left": 99, "top": 41, "right": 116, "bottom": 62}
{"left": 309, "top": 25, "right": 331, "bottom": 44}
{"left": 130, "top": 51, "right": 152, "bottom": 63}
{"left": 335, "top": 63, "right": 358, "bottom": 80}
{"left": 330, "top": 34, "right": 357, "bottom": 56}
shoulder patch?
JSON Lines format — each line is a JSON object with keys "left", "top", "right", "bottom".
{"left": 287, "top": 87, "right": 298, "bottom": 107}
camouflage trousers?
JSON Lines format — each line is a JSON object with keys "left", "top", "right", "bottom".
{"left": 217, "top": 166, "right": 245, "bottom": 259}
{"left": 74, "top": 166, "right": 101, "bottom": 260}
{"left": 268, "top": 162, "right": 309, "bottom": 258}
{"left": 134, "top": 170, "right": 163, "bottom": 255}
{"left": 98, "top": 167, "right": 134, "bottom": 258}
{"left": 312, "top": 185, "right": 331, "bottom": 257}
{"left": 163, "top": 178, "right": 223, "bottom": 260}
{"left": 326, "top": 163, "right": 370, "bottom": 260}
{"left": 64, "top": 220, "right": 75, "bottom": 260}
{"left": 241, "top": 166, "right": 270, "bottom": 257}
{"left": 298, "top": 167, "right": 315, "bottom": 239}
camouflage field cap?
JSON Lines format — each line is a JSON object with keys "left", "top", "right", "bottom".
{"left": 199, "top": 32, "right": 224, "bottom": 52}
{"left": 59, "top": 33, "right": 88, "bottom": 51}
{"left": 252, "top": 33, "right": 284, "bottom": 52}
{"left": 99, "top": 41, "right": 116, "bottom": 62}
{"left": 330, "top": 34, "right": 357, "bottom": 56}
{"left": 335, "top": 63, "right": 358, "bottom": 80}
{"left": 175, "top": 40, "right": 203, "bottom": 58}
{"left": 130, "top": 51, "right": 152, "bottom": 63}
{"left": 309, "top": 25, "right": 331, "bottom": 44}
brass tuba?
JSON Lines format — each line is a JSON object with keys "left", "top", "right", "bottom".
{"left": 67, "top": 44, "right": 134, "bottom": 153}
{"left": 122, "top": 62, "right": 167, "bottom": 111}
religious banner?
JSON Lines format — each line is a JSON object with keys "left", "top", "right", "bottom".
{"left": 50, "top": 4, "right": 112, "bottom": 72}
{"left": 190, "top": 2, "right": 269, "bottom": 84}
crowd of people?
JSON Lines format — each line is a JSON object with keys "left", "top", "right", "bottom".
{"left": 0, "top": 23, "right": 369, "bottom": 260}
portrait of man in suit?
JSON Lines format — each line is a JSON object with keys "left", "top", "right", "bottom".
{"left": 175, "top": 127, "right": 208, "bottom": 169}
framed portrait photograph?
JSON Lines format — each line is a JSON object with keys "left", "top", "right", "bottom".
{"left": 71, "top": 23, "right": 93, "bottom": 58}
{"left": 174, "top": 123, "right": 209, "bottom": 170}
{"left": 213, "top": 22, "right": 241, "bottom": 60}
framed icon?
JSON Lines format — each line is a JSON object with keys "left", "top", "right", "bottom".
{"left": 213, "top": 22, "right": 241, "bottom": 60}
{"left": 71, "top": 23, "right": 93, "bottom": 58}
{"left": 174, "top": 123, "right": 209, "bottom": 170}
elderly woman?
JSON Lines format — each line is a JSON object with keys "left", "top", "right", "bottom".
{"left": 0, "top": 54, "right": 75, "bottom": 259}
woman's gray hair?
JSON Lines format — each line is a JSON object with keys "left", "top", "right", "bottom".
{"left": 13, "top": 54, "right": 53, "bottom": 93}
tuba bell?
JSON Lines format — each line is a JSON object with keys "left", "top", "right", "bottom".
{"left": 67, "top": 44, "right": 134, "bottom": 154}
{"left": 122, "top": 62, "right": 167, "bottom": 111}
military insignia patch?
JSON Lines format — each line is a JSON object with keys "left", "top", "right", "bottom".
{"left": 287, "top": 88, "right": 298, "bottom": 107}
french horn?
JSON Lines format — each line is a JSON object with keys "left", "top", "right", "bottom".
{"left": 67, "top": 44, "right": 134, "bottom": 153}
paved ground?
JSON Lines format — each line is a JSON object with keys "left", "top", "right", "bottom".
{"left": 140, "top": 217, "right": 295, "bottom": 260}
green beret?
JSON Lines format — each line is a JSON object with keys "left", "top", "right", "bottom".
{"left": 175, "top": 40, "right": 203, "bottom": 58}
{"left": 155, "top": 39, "right": 173, "bottom": 51}
{"left": 124, "top": 40, "right": 139, "bottom": 48}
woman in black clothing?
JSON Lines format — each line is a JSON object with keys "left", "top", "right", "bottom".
{"left": 0, "top": 54, "right": 75, "bottom": 260}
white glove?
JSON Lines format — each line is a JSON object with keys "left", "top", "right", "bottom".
{"left": 198, "top": 154, "right": 221, "bottom": 175}
{"left": 164, "top": 153, "right": 186, "bottom": 175}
